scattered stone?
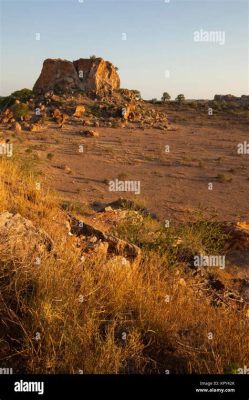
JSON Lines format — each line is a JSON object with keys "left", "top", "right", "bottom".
{"left": 30, "top": 123, "right": 43, "bottom": 132}
{"left": 178, "top": 278, "right": 187, "bottom": 287}
{"left": 105, "top": 255, "right": 131, "bottom": 270}
{"left": 51, "top": 94, "right": 61, "bottom": 102}
{"left": 80, "top": 129, "right": 99, "bottom": 138}
{"left": 12, "top": 122, "right": 22, "bottom": 133}
{"left": 0, "top": 109, "right": 14, "bottom": 124}
{"left": 51, "top": 109, "right": 68, "bottom": 127}
{"left": 99, "top": 198, "right": 155, "bottom": 218}
{"left": 64, "top": 165, "right": 72, "bottom": 174}
{"left": 104, "top": 206, "right": 113, "bottom": 212}
{"left": 22, "top": 122, "right": 31, "bottom": 131}
{"left": 86, "top": 240, "right": 109, "bottom": 260}
{"left": 73, "top": 105, "right": 85, "bottom": 118}
{"left": 82, "top": 120, "right": 92, "bottom": 127}
{"left": 52, "top": 108, "right": 62, "bottom": 120}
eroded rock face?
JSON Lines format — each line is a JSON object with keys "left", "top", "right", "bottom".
{"left": 33, "top": 57, "right": 120, "bottom": 96}
{"left": 33, "top": 59, "right": 79, "bottom": 95}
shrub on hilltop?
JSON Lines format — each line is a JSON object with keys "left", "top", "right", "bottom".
{"left": 11, "top": 102, "right": 30, "bottom": 120}
{"left": 0, "top": 88, "right": 33, "bottom": 112}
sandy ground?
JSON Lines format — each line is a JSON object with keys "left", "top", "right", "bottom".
{"left": 1, "top": 105, "right": 249, "bottom": 223}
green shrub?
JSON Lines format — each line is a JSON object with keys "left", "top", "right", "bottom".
{"left": 0, "top": 89, "right": 33, "bottom": 112}
{"left": 11, "top": 103, "right": 30, "bottom": 120}
{"left": 47, "top": 153, "right": 54, "bottom": 160}
{"left": 216, "top": 173, "right": 233, "bottom": 183}
{"left": 11, "top": 88, "right": 33, "bottom": 103}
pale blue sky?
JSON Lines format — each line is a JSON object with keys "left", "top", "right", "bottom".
{"left": 0, "top": 0, "right": 248, "bottom": 99}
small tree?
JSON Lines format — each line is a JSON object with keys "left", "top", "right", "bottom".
{"left": 90, "top": 55, "right": 96, "bottom": 60}
{"left": 175, "top": 94, "right": 185, "bottom": 104}
{"left": 151, "top": 98, "right": 157, "bottom": 104}
{"left": 161, "top": 92, "right": 171, "bottom": 102}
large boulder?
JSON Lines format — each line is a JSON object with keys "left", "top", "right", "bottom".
{"left": 33, "top": 57, "right": 120, "bottom": 96}
{"left": 0, "top": 212, "right": 53, "bottom": 265}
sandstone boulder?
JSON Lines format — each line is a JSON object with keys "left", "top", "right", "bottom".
{"left": 52, "top": 108, "right": 62, "bottom": 120}
{"left": 33, "top": 57, "right": 120, "bottom": 96}
{"left": 51, "top": 108, "right": 68, "bottom": 127}
{"left": 73, "top": 105, "right": 85, "bottom": 118}
{"left": 29, "top": 123, "right": 43, "bottom": 132}
{"left": 12, "top": 122, "right": 22, "bottom": 133}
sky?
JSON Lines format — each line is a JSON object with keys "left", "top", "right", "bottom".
{"left": 0, "top": 0, "right": 248, "bottom": 99}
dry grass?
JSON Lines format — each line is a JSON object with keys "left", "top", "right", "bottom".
{"left": 0, "top": 157, "right": 248, "bottom": 374}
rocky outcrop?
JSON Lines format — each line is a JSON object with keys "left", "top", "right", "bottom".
{"left": 68, "top": 215, "right": 141, "bottom": 264}
{"left": 0, "top": 212, "right": 53, "bottom": 265}
{"left": 33, "top": 57, "right": 120, "bottom": 96}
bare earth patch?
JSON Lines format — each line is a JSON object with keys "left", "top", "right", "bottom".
{"left": 2, "top": 105, "right": 248, "bottom": 223}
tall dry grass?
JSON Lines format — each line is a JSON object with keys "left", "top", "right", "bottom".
{"left": 0, "top": 157, "right": 248, "bottom": 374}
